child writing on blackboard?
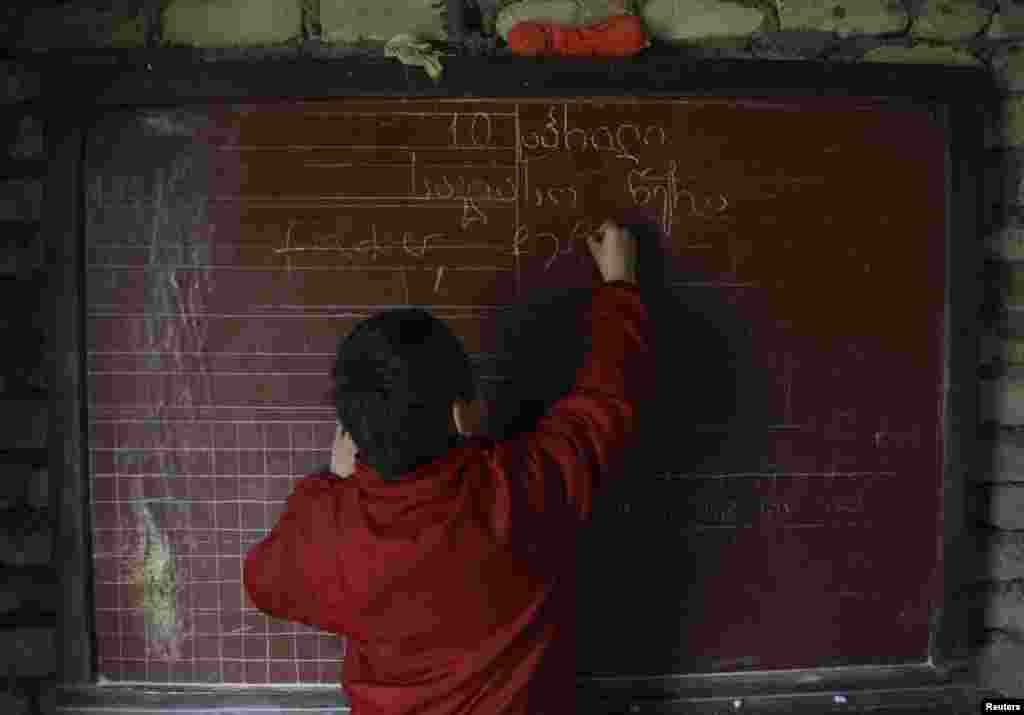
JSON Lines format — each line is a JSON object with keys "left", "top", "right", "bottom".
{"left": 244, "top": 219, "right": 655, "bottom": 715}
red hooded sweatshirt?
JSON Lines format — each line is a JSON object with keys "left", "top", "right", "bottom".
{"left": 244, "top": 281, "right": 654, "bottom": 714}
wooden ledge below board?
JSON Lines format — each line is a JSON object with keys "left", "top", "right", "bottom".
{"left": 54, "top": 664, "right": 982, "bottom": 714}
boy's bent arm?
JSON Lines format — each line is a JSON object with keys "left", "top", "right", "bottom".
{"left": 243, "top": 472, "right": 347, "bottom": 632}
{"left": 498, "top": 280, "right": 655, "bottom": 527}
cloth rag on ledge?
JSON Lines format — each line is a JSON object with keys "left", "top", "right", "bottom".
{"left": 384, "top": 34, "right": 445, "bottom": 81}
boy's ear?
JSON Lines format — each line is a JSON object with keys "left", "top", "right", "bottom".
{"left": 453, "top": 399, "right": 487, "bottom": 437}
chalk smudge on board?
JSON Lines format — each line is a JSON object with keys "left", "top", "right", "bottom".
{"left": 128, "top": 502, "right": 182, "bottom": 659}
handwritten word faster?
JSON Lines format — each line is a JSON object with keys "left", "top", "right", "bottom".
{"left": 273, "top": 222, "right": 447, "bottom": 262}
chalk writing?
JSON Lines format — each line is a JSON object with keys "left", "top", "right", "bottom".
{"left": 275, "top": 223, "right": 517, "bottom": 263}
{"left": 424, "top": 174, "right": 454, "bottom": 199}
{"left": 274, "top": 219, "right": 601, "bottom": 274}
{"left": 449, "top": 112, "right": 493, "bottom": 148}
{"left": 276, "top": 222, "right": 392, "bottom": 265}
{"left": 534, "top": 231, "right": 559, "bottom": 270}
{"left": 501, "top": 219, "right": 596, "bottom": 271}
{"left": 627, "top": 161, "right": 730, "bottom": 236}
{"left": 421, "top": 174, "right": 516, "bottom": 201}
{"left": 520, "top": 104, "right": 667, "bottom": 163}
{"left": 509, "top": 225, "right": 529, "bottom": 260}
{"left": 461, "top": 196, "right": 487, "bottom": 229}
{"left": 534, "top": 185, "right": 579, "bottom": 208}
{"left": 402, "top": 231, "right": 444, "bottom": 259}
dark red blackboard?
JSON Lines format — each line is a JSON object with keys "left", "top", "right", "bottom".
{"left": 84, "top": 96, "right": 947, "bottom": 684}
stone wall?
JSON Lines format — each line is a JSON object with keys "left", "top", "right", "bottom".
{"left": 0, "top": 56, "right": 56, "bottom": 715}
{"left": 3, "top": 0, "right": 1023, "bottom": 711}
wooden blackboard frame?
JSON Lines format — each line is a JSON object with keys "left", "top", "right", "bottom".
{"left": 41, "top": 49, "right": 996, "bottom": 713}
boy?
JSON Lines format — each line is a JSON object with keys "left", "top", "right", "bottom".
{"left": 244, "top": 219, "right": 655, "bottom": 714}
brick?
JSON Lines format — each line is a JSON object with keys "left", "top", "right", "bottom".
{"left": 778, "top": 0, "right": 908, "bottom": 36}
{"left": 575, "top": 0, "right": 628, "bottom": 24}
{"left": 984, "top": 579, "right": 1024, "bottom": 632}
{"left": 976, "top": 435, "right": 1024, "bottom": 482}
{"left": 989, "top": 0, "right": 1024, "bottom": 38}
{"left": 0, "top": 628, "right": 55, "bottom": 677}
{"left": 1005, "top": 262, "right": 1024, "bottom": 306}
{"left": 18, "top": 2, "right": 148, "bottom": 49}
{"left": 985, "top": 221, "right": 1024, "bottom": 263}
{"left": 861, "top": 42, "right": 983, "bottom": 65}
{"left": 978, "top": 483, "right": 1024, "bottom": 530}
{"left": 980, "top": 377, "right": 1024, "bottom": 424}
{"left": 495, "top": 1, "right": 584, "bottom": 40}
{"left": 979, "top": 335, "right": 1024, "bottom": 369}
{"left": 977, "top": 639, "right": 1024, "bottom": 696}
{"left": 982, "top": 148, "right": 1024, "bottom": 225}
{"left": 163, "top": 0, "right": 302, "bottom": 47}
{"left": 911, "top": 0, "right": 995, "bottom": 41}
{"left": 494, "top": 0, "right": 622, "bottom": 37}
{"left": 988, "top": 531, "right": 1024, "bottom": 581}
{"left": 1000, "top": 309, "right": 1024, "bottom": 340}
{"left": 640, "top": 0, "right": 764, "bottom": 41}
{"left": 321, "top": 0, "right": 446, "bottom": 43}
{"left": 993, "top": 45, "right": 1024, "bottom": 92}
{"left": 995, "top": 95, "right": 1024, "bottom": 149}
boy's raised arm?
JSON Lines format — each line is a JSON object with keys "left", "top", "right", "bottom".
{"left": 490, "top": 221, "right": 655, "bottom": 533}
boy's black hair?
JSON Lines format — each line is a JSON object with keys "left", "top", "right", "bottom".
{"left": 329, "top": 308, "right": 476, "bottom": 481}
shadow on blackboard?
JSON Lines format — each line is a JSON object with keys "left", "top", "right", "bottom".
{"left": 482, "top": 218, "right": 770, "bottom": 676}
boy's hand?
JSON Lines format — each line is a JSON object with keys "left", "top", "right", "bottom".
{"left": 331, "top": 423, "right": 357, "bottom": 478}
{"left": 587, "top": 219, "right": 637, "bottom": 284}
